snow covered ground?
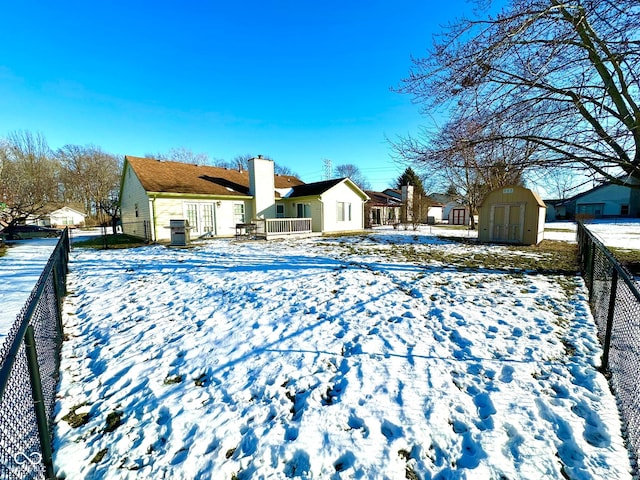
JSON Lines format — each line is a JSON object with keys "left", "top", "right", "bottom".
{"left": 52, "top": 230, "right": 633, "bottom": 479}
{"left": 0, "top": 229, "right": 101, "bottom": 335}
{"left": 428, "top": 218, "right": 640, "bottom": 248}
{"left": 584, "top": 219, "right": 640, "bottom": 249}
{"left": 0, "top": 237, "right": 57, "bottom": 335}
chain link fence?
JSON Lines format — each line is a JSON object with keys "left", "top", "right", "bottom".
{"left": 0, "top": 229, "right": 70, "bottom": 479}
{"left": 119, "top": 220, "right": 152, "bottom": 244}
{"left": 577, "top": 221, "right": 640, "bottom": 474}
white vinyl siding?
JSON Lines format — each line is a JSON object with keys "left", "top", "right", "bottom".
{"left": 119, "top": 163, "right": 153, "bottom": 240}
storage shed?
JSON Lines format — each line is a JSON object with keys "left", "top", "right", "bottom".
{"left": 478, "top": 186, "right": 546, "bottom": 245}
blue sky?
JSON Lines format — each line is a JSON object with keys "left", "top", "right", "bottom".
{"left": 0, "top": 1, "right": 477, "bottom": 190}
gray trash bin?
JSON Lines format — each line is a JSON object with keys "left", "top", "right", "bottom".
{"left": 169, "top": 219, "right": 190, "bottom": 246}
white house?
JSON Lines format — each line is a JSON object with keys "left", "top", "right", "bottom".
{"left": 426, "top": 204, "right": 444, "bottom": 224}
{"left": 28, "top": 206, "right": 87, "bottom": 228}
{"left": 49, "top": 206, "right": 87, "bottom": 227}
{"left": 119, "top": 156, "right": 368, "bottom": 242}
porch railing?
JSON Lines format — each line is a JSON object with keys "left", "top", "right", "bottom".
{"left": 253, "top": 218, "right": 312, "bottom": 239}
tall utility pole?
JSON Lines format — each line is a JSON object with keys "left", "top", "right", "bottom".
{"left": 323, "top": 159, "right": 332, "bottom": 181}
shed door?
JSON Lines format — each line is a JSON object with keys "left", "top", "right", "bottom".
{"left": 452, "top": 209, "right": 467, "bottom": 225}
{"left": 491, "top": 204, "right": 525, "bottom": 243}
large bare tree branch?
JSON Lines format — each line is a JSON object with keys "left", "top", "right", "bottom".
{"left": 395, "top": 0, "right": 640, "bottom": 187}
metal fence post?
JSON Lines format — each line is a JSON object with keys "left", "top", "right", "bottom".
{"left": 588, "top": 241, "right": 596, "bottom": 298}
{"left": 601, "top": 269, "right": 618, "bottom": 372}
{"left": 24, "top": 325, "right": 55, "bottom": 480}
{"left": 52, "top": 266, "right": 65, "bottom": 354}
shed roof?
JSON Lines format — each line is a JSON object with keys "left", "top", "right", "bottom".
{"left": 479, "top": 185, "right": 546, "bottom": 208}
{"left": 125, "top": 156, "right": 304, "bottom": 197}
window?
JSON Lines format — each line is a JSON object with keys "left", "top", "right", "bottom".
{"left": 134, "top": 203, "right": 139, "bottom": 218}
{"left": 296, "top": 204, "right": 310, "bottom": 218}
{"left": 577, "top": 203, "right": 605, "bottom": 217}
{"left": 276, "top": 204, "right": 285, "bottom": 218}
{"left": 202, "top": 204, "right": 214, "bottom": 233}
{"left": 233, "top": 203, "right": 245, "bottom": 224}
{"left": 337, "top": 202, "right": 351, "bottom": 222}
{"left": 621, "top": 205, "right": 630, "bottom": 215}
{"left": 186, "top": 203, "right": 198, "bottom": 230}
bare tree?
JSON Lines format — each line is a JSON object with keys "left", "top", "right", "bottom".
{"left": 396, "top": 117, "right": 529, "bottom": 229}
{"left": 230, "top": 154, "right": 252, "bottom": 171}
{"left": 57, "top": 145, "right": 121, "bottom": 225}
{"left": 146, "top": 147, "right": 211, "bottom": 165}
{"left": 213, "top": 154, "right": 255, "bottom": 171}
{"left": 397, "top": 0, "right": 640, "bottom": 188}
{"left": 535, "top": 167, "right": 584, "bottom": 199}
{"left": 0, "top": 131, "right": 59, "bottom": 226}
{"left": 335, "top": 164, "right": 371, "bottom": 190}
{"left": 274, "top": 163, "right": 299, "bottom": 177}
{"left": 212, "top": 154, "right": 299, "bottom": 177}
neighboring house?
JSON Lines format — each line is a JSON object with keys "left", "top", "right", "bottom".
{"left": 424, "top": 193, "right": 454, "bottom": 224}
{"left": 365, "top": 191, "right": 402, "bottom": 227}
{"left": 48, "top": 206, "right": 87, "bottom": 227}
{"left": 28, "top": 206, "right": 87, "bottom": 228}
{"left": 378, "top": 188, "right": 444, "bottom": 224}
{"left": 545, "top": 180, "right": 640, "bottom": 221}
{"left": 425, "top": 202, "right": 444, "bottom": 224}
{"left": 382, "top": 188, "right": 402, "bottom": 201}
{"left": 478, "top": 186, "right": 546, "bottom": 245}
{"left": 543, "top": 199, "right": 566, "bottom": 222}
{"left": 119, "top": 156, "right": 368, "bottom": 242}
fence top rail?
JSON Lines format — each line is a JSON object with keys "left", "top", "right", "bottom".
{"left": 0, "top": 228, "right": 70, "bottom": 399}
{"left": 264, "top": 217, "right": 312, "bottom": 222}
{"left": 578, "top": 221, "right": 640, "bottom": 302}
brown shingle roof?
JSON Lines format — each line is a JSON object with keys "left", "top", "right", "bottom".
{"left": 125, "top": 156, "right": 304, "bottom": 197}
{"left": 365, "top": 191, "right": 402, "bottom": 206}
